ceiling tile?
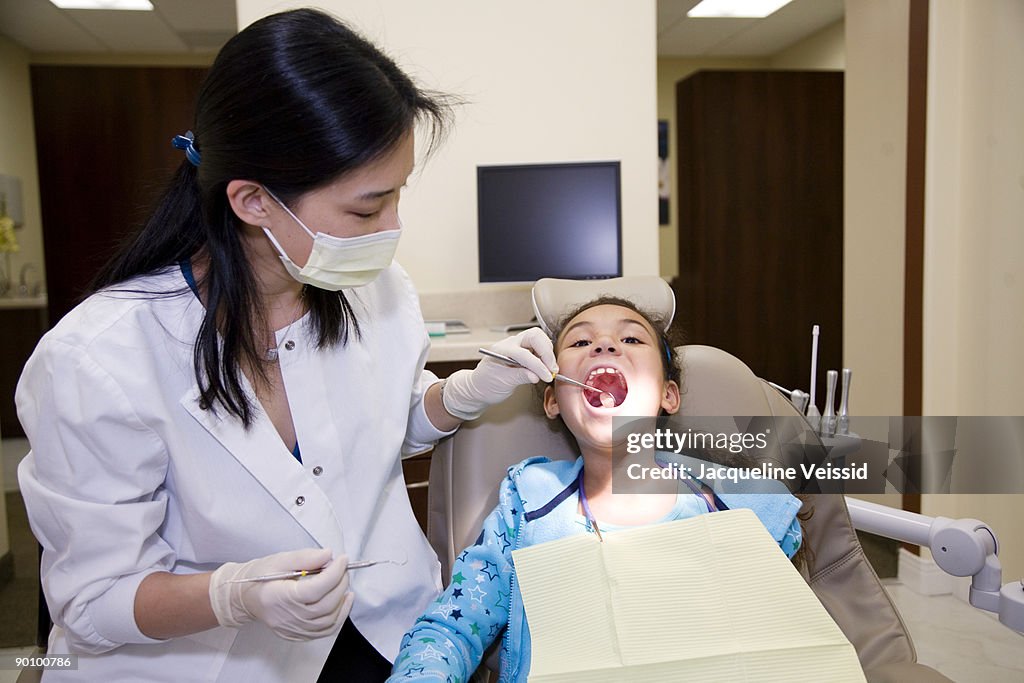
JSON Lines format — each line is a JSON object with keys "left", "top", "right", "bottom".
{"left": 708, "top": 0, "right": 844, "bottom": 56}
{"left": 1, "top": 0, "right": 842, "bottom": 59}
{"left": 153, "top": 0, "right": 235, "bottom": 33}
{"left": 658, "top": 16, "right": 758, "bottom": 57}
{"left": 656, "top": 0, "right": 700, "bottom": 34}
{"left": 0, "top": 0, "right": 106, "bottom": 52}
{"left": 65, "top": 7, "right": 188, "bottom": 52}
{"left": 0, "top": 0, "right": 236, "bottom": 54}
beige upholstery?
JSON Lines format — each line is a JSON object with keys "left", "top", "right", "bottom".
{"left": 427, "top": 344, "right": 951, "bottom": 682}
{"left": 427, "top": 382, "right": 576, "bottom": 581}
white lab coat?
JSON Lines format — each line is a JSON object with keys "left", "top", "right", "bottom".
{"left": 16, "top": 263, "right": 450, "bottom": 682}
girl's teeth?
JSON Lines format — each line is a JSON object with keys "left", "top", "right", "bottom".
{"left": 587, "top": 367, "right": 619, "bottom": 381}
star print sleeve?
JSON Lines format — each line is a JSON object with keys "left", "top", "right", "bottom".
{"left": 388, "top": 479, "right": 520, "bottom": 682}
{"left": 780, "top": 514, "right": 802, "bottom": 558}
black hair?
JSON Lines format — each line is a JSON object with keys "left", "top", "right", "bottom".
{"left": 549, "top": 295, "right": 684, "bottom": 386}
{"left": 90, "top": 8, "right": 455, "bottom": 426}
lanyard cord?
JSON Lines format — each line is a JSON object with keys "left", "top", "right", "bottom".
{"left": 680, "top": 476, "right": 716, "bottom": 513}
{"left": 577, "top": 469, "right": 603, "bottom": 541}
{"left": 577, "top": 468, "right": 596, "bottom": 524}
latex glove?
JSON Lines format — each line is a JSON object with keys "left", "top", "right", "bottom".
{"left": 442, "top": 327, "right": 557, "bottom": 421}
{"left": 209, "top": 548, "right": 353, "bottom": 641}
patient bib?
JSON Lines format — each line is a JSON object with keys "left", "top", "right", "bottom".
{"left": 513, "top": 508, "right": 865, "bottom": 682}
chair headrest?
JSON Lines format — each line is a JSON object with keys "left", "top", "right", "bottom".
{"left": 531, "top": 277, "right": 676, "bottom": 338}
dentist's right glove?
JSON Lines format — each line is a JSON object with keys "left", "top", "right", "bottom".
{"left": 209, "top": 548, "right": 353, "bottom": 641}
{"left": 441, "top": 327, "right": 557, "bottom": 421}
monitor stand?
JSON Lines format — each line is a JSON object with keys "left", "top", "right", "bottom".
{"left": 489, "top": 321, "right": 538, "bottom": 333}
{"left": 424, "top": 319, "right": 471, "bottom": 334}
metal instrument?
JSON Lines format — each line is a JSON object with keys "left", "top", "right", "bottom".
{"left": 227, "top": 558, "right": 404, "bottom": 584}
{"left": 478, "top": 348, "right": 615, "bottom": 402}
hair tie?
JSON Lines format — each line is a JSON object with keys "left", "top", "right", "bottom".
{"left": 171, "top": 130, "right": 201, "bottom": 167}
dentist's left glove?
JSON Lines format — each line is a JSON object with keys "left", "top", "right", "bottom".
{"left": 209, "top": 548, "right": 353, "bottom": 641}
{"left": 441, "top": 327, "right": 557, "bottom": 421}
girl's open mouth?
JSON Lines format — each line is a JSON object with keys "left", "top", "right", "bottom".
{"left": 585, "top": 367, "right": 628, "bottom": 408}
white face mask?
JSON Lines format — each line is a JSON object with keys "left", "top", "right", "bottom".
{"left": 262, "top": 189, "right": 400, "bottom": 291}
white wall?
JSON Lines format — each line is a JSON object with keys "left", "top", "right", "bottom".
{"left": 922, "top": 0, "right": 1024, "bottom": 417}
{"left": 0, "top": 35, "right": 45, "bottom": 289}
{"left": 920, "top": 0, "right": 1024, "bottom": 581}
{"left": 843, "top": 1, "right": 908, "bottom": 417}
{"left": 770, "top": 19, "right": 845, "bottom": 70}
{"left": 238, "top": 1, "right": 660, "bottom": 294}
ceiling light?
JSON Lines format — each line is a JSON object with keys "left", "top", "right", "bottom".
{"left": 687, "top": 0, "right": 794, "bottom": 18}
{"left": 50, "top": 0, "right": 154, "bottom": 9}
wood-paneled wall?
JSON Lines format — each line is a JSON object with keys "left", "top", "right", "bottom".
{"left": 30, "top": 66, "right": 207, "bottom": 326}
{"left": 674, "top": 70, "right": 844, "bottom": 405}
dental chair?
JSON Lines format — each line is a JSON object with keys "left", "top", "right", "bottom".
{"left": 426, "top": 277, "right": 951, "bottom": 683}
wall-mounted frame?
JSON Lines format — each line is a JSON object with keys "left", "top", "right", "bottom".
{"left": 0, "top": 174, "right": 24, "bottom": 228}
{"left": 658, "top": 120, "right": 669, "bottom": 225}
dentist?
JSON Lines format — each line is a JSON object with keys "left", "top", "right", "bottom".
{"left": 15, "top": 9, "right": 554, "bottom": 682}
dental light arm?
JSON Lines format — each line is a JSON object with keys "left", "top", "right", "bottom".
{"left": 845, "top": 497, "right": 1024, "bottom": 633}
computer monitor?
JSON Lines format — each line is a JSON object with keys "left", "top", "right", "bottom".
{"left": 477, "top": 161, "right": 622, "bottom": 283}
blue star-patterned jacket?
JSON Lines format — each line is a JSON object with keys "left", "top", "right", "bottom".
{"left": 387, "top": 456, "right": 802, "bottom": 683}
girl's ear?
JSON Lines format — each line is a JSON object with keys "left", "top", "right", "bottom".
{"left": 661, "top": 380, "right": 681, "bottom": 415}
{"left": 226, "top": 180, "right": 272, "bottom": 226}
{"left": 542, "top": 385, "right": 561, "bottom": 419}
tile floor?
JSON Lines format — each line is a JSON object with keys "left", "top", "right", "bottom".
{"left": 1, "top": 439, "right": 1022, "bottom": 681}
{"left": 882, "top": 579, "right": 1024, "bottom": 681}
{"left": 0, "top": 647, "right": 36, "bottom": 683}
{"left": 0, "top": 438, "right": 25, "bottom": 494}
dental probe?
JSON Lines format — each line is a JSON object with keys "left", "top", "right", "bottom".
{"left": 477, "top": 348, "right": 615, "bottom": 400}
{"left": 806, "top": 325, "right": 821, "bottom": 428}
{"left": 808, "top": 325, "right": 819, "bottom": 412}
{"left": 227, "top": 558, "right": 401, "bottom": 584}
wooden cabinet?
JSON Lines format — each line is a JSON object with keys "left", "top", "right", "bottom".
{"left": 0, "top": 302, "right": 48, "bottom": 439}
{"left": 30, "top": 66, "right": 206, "bottom": 327}
{"left": 673, "top": 70, "right": 844, "bottom": 403}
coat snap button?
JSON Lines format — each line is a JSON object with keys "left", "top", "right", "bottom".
{"left": 295, "top": 495, "right": 305, "bottom": 506}
{"left": 312, "top": 466, "right": 323, "bottom": 476}
{"left": 284, "top": 340, "right": 296, "bottom": 351}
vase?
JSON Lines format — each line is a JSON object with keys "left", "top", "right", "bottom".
{"left": 0, "top": 252, "right": 11, "bottom": 296}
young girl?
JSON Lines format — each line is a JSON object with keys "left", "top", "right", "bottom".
{"left": 388, "top": 297, "right": 803, "bottom": 682}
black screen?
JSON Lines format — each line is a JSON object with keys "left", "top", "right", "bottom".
{"left": 477, "top": 162, "right": 622, "bottom": 283}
